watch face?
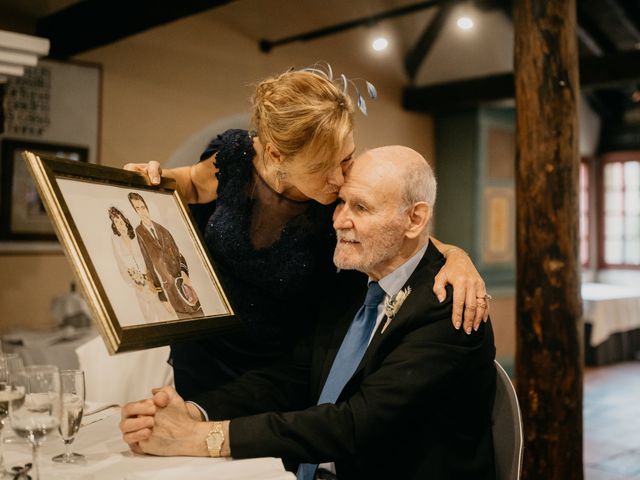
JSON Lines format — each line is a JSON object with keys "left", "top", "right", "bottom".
{"left": 206, "top": 428, "right": 224, "bottom": 456}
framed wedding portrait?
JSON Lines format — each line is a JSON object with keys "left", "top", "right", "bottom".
{"left": 23, "top": 151, "right": 236, "bottom": 353}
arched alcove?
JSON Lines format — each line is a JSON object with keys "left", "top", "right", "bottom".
{"left": 166, "top": 113, "right": 249, "bottom": 168}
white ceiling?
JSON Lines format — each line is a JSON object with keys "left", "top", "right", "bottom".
{"left": 207, "top": 0, "right": 514, "bottom": 86}
{"left": 0, "top": 0, "right": 515, "bottom": 88}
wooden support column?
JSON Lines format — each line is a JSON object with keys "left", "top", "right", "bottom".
{"left": 514, "top": 1, "right": 583, "bottom": 479}
{"left": 0, "top": 83, "right": 5, "bottom": 135}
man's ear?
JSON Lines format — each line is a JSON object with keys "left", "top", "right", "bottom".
{"left": 405, "top": 202, "right": 430, "bottom": 239}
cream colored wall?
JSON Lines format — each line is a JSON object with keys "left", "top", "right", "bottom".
{"left": 0, "top": 255, "right": 75, "bottom": 332}
{"left": 0, "top": 9, "right": 435, "bottom": 332}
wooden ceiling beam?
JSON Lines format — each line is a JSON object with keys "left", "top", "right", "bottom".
{"left": 37, "top": 0, "right": 232, "bottom": 59}
{"left": 404, "top": 1, "right": 457, "bottom": 82}
{"left": 403, "top": 49, "right": 640, "bottom": 111}
{"left": 584, "top": 91, "right": 619, "bottom": 122}
{"left": 403, "top": 72, "right": 514, "bottom": 110}
{"left": 617, "top": 0, "right": 640, "bottom": 37}
{"left": 577, "top": 25, "right": 604, "bottom": 56}
{"left": 576, "top": 4, "right": 618, "bottom": 53}
{"left": 603, "top": 0, "right": 640, "bottom": 42}
{"left": 259, "top": 0, "right": 442, "bottom": 53}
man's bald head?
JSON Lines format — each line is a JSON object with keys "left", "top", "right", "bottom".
{"left": 333, "top": 145, "right": 437, "bottom": 279}
{"left": 350, "top": 145, "right": 437, "bottom": 211}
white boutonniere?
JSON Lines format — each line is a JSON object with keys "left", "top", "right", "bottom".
{"left": 381, "top": 286, "right": 412, "bottom": 334}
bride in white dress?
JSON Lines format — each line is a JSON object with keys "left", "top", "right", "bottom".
{"left": 108, "top": 206, "right": 172, "bottom": 324}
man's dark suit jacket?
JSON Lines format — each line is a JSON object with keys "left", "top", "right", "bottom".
{"left": 192, "top": 241, "right": 496, "bottom": 479}
{"left": 135, "top": 221, "right": 203, "bottom": 317}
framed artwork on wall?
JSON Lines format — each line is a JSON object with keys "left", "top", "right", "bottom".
{"left": 481, "top": 186, "right": 515, "bottom": 264}
{"left": 478, "top": 114, "right": 517, "bottom": 287}
{"left": 23, "top": 151, "right": 236, "bottom": 353}
{"left": 1, "top": 139, "right": 88, "bottom": 241}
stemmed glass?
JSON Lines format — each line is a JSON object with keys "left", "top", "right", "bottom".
{"left": 52, "top": 370, "right": 85, "bottom": 463}
{"left": 8, "top": 365, "right": 62, "bottom": 480}
{"left": 0, "top": 353, "right": 24, "bottom": 478}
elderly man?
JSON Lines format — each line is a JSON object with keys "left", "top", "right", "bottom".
{"left": 120, "top": 146, "right": 496, "bottom": 479}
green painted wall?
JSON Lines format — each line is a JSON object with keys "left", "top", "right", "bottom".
{"left": 434, "top": 107, "right": 516, "bottom": 290}
{"left": 434, "top": 110, "right": 480, "bottom": 257}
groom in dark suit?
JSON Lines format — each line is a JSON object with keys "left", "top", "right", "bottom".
{"left": 128, "top": 192, "right": 203, "bottom": 319}
{"left": 120, "top": 146, "right": 496, "bottom": 480}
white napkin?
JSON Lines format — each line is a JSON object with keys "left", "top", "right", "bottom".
{"left": 123, "top": 457, "right": 295, "bottom": 480}
{"left": 85, "top": 400, "right": 121, "bottom": 415}
{"left": 76, "top": 336, "right": 174, "bottom": 404}
{"left": 82, "top": 401, "right": 120, "bottom": 426}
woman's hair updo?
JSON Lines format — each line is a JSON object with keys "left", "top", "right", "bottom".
{"left": 250, "top": 68, "right": 355, "bottom": 172}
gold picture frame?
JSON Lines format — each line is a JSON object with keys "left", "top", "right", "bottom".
{"left": 23, "top": 151, "right": 236, "bottom": 354}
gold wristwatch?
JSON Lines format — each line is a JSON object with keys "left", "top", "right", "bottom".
{"left": 205, "top": 422, "right": 225, "bottom": 457}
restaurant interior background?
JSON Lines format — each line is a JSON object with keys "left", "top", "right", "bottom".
{"left": 0, "top": 0, "right": 639, "bottom": 476}
{"left": 1, "top": 0, "right": 525, "bottom": 360}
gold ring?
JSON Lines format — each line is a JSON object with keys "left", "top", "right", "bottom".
{"left": 477, "top": 302, "right": 488, "bottom": 309}
{"left": 476, "top": 294, "right": 492, "bottom": 301}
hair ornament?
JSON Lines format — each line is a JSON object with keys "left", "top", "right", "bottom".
{"left": 300, "top": 62, "right": 377, "bottom": 116}
{"left": 338, "top": 73, "right": 348, "bottom": 94}
{"left": 355, "top": 84, "right": 367, "bottom": 115}
{"left": 366, "top": 81, "right": 377, "bottom": 99}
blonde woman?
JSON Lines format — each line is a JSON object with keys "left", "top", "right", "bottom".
{"left": 126, "top": 67, "right": 489, "bottom": 397}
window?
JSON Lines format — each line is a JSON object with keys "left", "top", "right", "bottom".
{"left": 600, "top": 153, "right": 640, "bottom": 268}
{"left": 580, "top": 161, "right": 589, "bottom": 266}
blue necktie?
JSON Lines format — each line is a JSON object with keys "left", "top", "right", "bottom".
{"left": 297, "top": 281, "right": 386, "bottom": 480}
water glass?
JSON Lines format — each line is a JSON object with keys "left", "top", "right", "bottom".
{"left": 52, "top": 370, "right": 85, "bottom": 463}
{"left": 9, "top": 365, "right": 62, "bottom": 480}
{"left": 0, "top": 353, "right": 24, "bottom": 477}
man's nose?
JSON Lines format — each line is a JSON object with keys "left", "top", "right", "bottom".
{"left": 333, "top": 205, "right": 352, "bottom": 229}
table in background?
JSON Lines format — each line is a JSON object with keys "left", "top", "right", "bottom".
{"left": 4, "top": 408, "right": 295, "bottom": 480}
{"left": 582, "top": 282, "right": 640, "bottom": 366}
{"left": 4, "top": 329, "right": 176, "bottom": 404}
{"left": 3, "top": 326, "right": 96, "bottom": 369}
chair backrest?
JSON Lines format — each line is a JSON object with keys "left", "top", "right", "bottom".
{"left": 492, "top": 360, "right": 524, "bottom": 480}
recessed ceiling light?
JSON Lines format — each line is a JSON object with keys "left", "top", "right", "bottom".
{"left": 372, "top": 37, "right": 389, "bottom": 51}
{"left": 457, "top": 16, "right": 474, "bottom": 30}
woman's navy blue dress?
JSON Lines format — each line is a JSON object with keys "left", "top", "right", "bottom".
{"left": 171, "top": 129, "right": 358, "bottom": 398}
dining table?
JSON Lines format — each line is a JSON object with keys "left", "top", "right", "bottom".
{"left": 582, "top": 282, "right": 640, "bottom": 365}
{"left": 3, "top": 405, "right": 295, "bottom": 480}
{"left": 3, "top": 326, "right": 96, "bottom": 370}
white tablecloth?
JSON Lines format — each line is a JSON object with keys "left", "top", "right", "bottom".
{"left": 582, "top": 282, "right": 640, "bottom": 346}
{"left": 4, "top": 327, "right": 96, "bottom": 369}
{"left": 4, "top": 408, "right": 295, "bottom": 480}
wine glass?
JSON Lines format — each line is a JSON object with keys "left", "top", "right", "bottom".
{"left": 0, "top": 353, "right": 24, "bottom": 478}
{"left": 52, "top": 370, "right": 85, "bottom": 463}
{"left": 8, "top": 365, "right": 62, "bottom": 480}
